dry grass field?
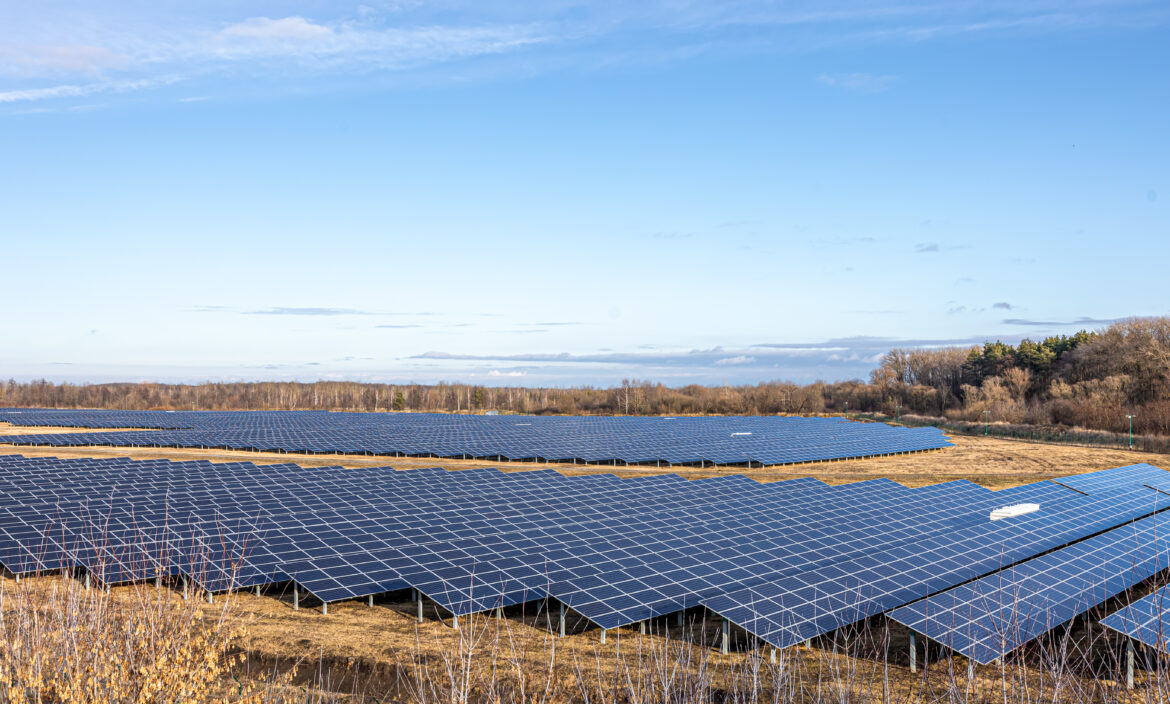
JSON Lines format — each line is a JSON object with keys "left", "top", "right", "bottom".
{"left": 1, "top": 423, "right": 1168, "bottom": 701}
{"left": 1, "top": 573, "right": 1148, "bottom": 703}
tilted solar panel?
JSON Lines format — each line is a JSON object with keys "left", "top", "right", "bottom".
{"left": 889, "top": 513, "right": 1170, "bottom": 663}
{"left": 1102, "top": 584, "right": 1170, "bottom": 652}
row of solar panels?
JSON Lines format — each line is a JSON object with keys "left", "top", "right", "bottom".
{"left": 0, "top": 409, "right": 953, "bottom": 465}
{"left": 1, "top": 453, "right": 1169, "bottom": 663}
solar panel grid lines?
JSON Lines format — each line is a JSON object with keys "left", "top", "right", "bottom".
{"left": 1, "top": 451, "right": 1166, "bottom": 659}
{"left": 1051, "top": 463, "right": 1170, "bottom": 495}
{"left": 402, "top": 474, "right": 1076, "bottom": 622}
{"left": 0, "top": 455, "right": 738, "bottom": 592}
{"left": 558, "top": 483, "right": 1073, "bottom": 629}
{"left": 701, "top": 481, "right": 1170, "bottom": 651}
{"left": 0, "top": 409, "right": 953, "bottom": 466}
{"left": 1102, "top": 584, "right": 1170, "bottom": 651}
{"left": 298, "top": 474, "right": 822, "bottom": 605}
{"left": 0, "top": 456, "right": 556, "bottom": 587}
{"left": 889, "top": 513, "right": 1170, "bottom": 664}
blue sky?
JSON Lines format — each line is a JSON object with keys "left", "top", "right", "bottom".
{"left": 1, "top": 1, "right": 1166, "bottom": 387}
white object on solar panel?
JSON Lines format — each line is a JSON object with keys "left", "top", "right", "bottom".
{"left": 731, "top": 432, "right": 752, "bottom": 437}
{"left": 990, "top": 503, "right": 1040, "bottom": 521}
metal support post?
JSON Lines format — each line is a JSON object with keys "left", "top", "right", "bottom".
{"left": 639, "top": 620, "right": 646, "bottom": 635}
{"left": 293, "top": 587, "right": 299, "bottom": 610}
{"left": 677, "top": 611, "right": 684, "bottom": 627}
{"left": 452, "top": 615, "right": 459, "bottom": 629}
{"left": 910, "top": 633, "right": 917, "bottom": 673}
{"left": 559, "top": 602, "right": 566, "bottom": 637}
{"left": 368, "top": 594, "right": 374, "bottom": 607}
{"left": 322, "top": 602, "right": 328, "bottom": 615}
{"left": 721, "top": 617, "right": 730, "bottom": 655}
{"left": 417, "top": 597, "right": 423, "bottom": 623}
{"left": 1128, "top": 638, "right": 1135, "bottom": 689}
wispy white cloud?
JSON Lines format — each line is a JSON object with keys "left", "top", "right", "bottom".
{"left": 220, "top": 16, "right": 333, "bottom": 42}
{"left": 714, "top": 355, "right": 756, "bottom": 366}
{"left": 0, "top": 44, "right": 130, "bottom": 77}
{"left": 0, "top": 75, "right": 181, "bottom": 103}
{"left": 2, "top": 1, "right": 1166, "bottom": 106}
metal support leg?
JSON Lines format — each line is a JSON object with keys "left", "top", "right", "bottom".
{"left": 207, "top": 591, "right": 213, "bottom": 604}
{"left": 721, "top": 617, "right": 730, "bottom": 655}
{"left": 255, "top": 584, "right": 261, "bottom": 597}
{"left": 677, "top": 611, "right": 684, "bottom": 627}
{"left": 293, "top": 587, "right": 299, "bottom": 610}
{"left": 910, "top": 633, "right": 917, "bottom": 673}
{"left": 452, "top": 615, "right": 459, "bottom": 629}
{"left": 322, "top": 602, "right": 328, "bottom": 615}
{"left": 770, "top": 647, "right": 777, "bottom": 664}
{"left": 85, "top": 572, "right": 90, "bottom": 591}
{"left": 417, "top": 597, "right": 423, "bottom": 623}
{"left": 155, "top": 576, "right": 161, "bottom": 589}
{"left": 496, "top": 606, "right": 503, "bottom": 619}
{"left": 601, "top": 629, "right": 607, "bottom": 644}
{"left": 368, "top": 594, "right": 374, "bottom": 607}
{"left": 182, "top": 576, "right": 187, "bottom": 600}
{"left": 639, "top": 620, "right": 646, "bottom": 635}
{"left": 559, "top": 602, "right": 566, "bottom": 637}
{"left": 968, "top": 659, "right": 974, "bottom": 679}
{"left": 1128, "top": 638, "right": 1135, "bottom": 689}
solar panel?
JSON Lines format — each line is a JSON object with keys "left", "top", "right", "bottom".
{"left": 0, "top": 447, "right": 1165, "bottom": 666}
{"left": 1102, "top": 584, "right": 1170, "bottom": 651}
{"left": 889, "top": 513, "right": 1170, "bottom": 663}
{"left": 701, "top": 484, "right": 1170, "bottom": 650}
{"left": 1051, "top": 463, "right": 1170, "bottom": 495}
{"left": 0, "top": 409, "right": 953, "bottom": 467}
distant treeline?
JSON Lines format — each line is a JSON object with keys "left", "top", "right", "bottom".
{"left": 3, "top": 317, "right": 1169, "bottom": 436}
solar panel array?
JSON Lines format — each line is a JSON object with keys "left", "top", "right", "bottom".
{"left": 0, "top": 408, "right": 952, "bottom": 466}
{"left": 1102, "top": 585, "right": 1170, "bottom": 651}
{"left": 701, "top": 483, "right": 1169, "bottom": 650}
{"left": 1, "top": 451, "right": 1168, "bottom": 663}
{"left": 888, "top": 513, "right": 1170, "bottom": 663}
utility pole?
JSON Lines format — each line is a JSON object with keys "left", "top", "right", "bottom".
{"left": 1127, "top": 414, "right": 1136, "bottom": 450}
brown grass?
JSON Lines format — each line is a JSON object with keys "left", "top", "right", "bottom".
{"left": 5, "top": 574, "right": 1151, "bottom": 703}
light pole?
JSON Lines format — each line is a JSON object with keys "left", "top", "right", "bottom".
{"left": 984, "top": 410, "right": 990, "bottom": 436}
{"left": 1127, "top": 414, "right": 1136, "bottom": 450}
